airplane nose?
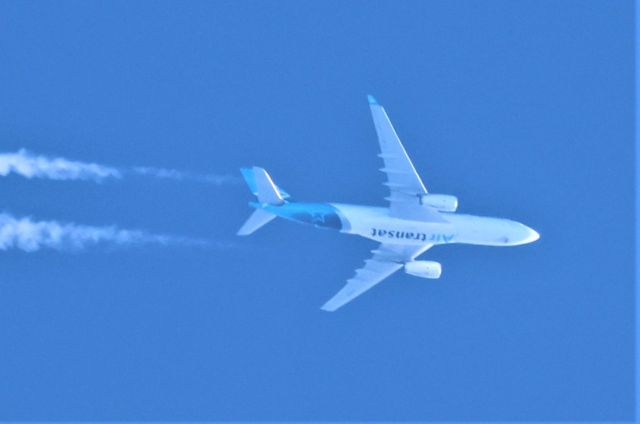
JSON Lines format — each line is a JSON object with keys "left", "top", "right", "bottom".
{"left": 521, "top": 225, "right": 540, "bottom": 244}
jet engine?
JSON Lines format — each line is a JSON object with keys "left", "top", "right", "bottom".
{"left": 419, "top": 194, "right": 458, "bottom": 212}
{"left": 404, "top": 261, "right": 442, "bottom": 279}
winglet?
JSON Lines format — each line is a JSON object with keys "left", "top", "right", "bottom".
{"left": 367, "top": 94, "right": 379, "bottom": 105}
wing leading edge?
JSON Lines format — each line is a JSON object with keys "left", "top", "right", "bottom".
{"left": 368, "top": 95, "right": 446, "bottom": 223}
{"left": 321, "top": 243, "right": 433, "bottom": 311}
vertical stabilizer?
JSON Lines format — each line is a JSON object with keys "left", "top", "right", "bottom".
{"left": 240, "top": 167, "right": 285, "bottom": 205}
{"left": 238, "top": 166, "right": 288, "bottom": 236}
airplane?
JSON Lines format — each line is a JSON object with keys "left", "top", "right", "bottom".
{"left": 238, "top": 95, "right": 540, "bottom": 312}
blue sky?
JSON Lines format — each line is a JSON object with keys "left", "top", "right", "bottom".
{"left": 0, "top": 0, "right": 634, "bottom": 421}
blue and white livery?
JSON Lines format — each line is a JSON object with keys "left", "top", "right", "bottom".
{"left": 238, "top": 96, "right": 539, "bottom": 311}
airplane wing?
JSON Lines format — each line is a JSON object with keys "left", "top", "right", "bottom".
{"left": 321, "top": 243, "right": 433, "bottom": 311}
{"left": 368, "top": 95, "right": 446, "bottom": 222}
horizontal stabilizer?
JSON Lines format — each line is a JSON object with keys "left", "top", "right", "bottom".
{"left": 237, "top": 208, "right": 276, "bottom": 236}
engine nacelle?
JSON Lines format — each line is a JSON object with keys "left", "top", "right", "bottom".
{"left": 419, "top": 194, "right": 458, "bottom": 212}
{"left": 404, "top": 261, "right": 442, "bottom": 279}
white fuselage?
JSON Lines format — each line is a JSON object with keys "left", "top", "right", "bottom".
{"left": 332, "top": 204, "right": 539, "bottom": 247}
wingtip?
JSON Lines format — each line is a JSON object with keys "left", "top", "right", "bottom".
{"left": 367, "top": 94, "right": 379, "bottom": 105}
{"left": 320, "top": 302, "right": 338, "bottom": 312}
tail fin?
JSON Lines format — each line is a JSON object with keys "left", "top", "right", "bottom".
{"left": 237, "top": 208, "right": 276, "bottom": 236}
{"left": 238, "top": 167, "right": 288, "bottom": 236}
{"left": 240, "top": 167, "right": 287, "bottom": 205}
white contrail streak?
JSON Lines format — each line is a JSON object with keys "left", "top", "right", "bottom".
{"left": 0, "top": 213, "right": 208, "bottom": 252}
{"left": 131, "top": 166, "right": 238, "bottom": 185}
{"left": 0, "top": 149, "right": 237, "bottom": 184}
{"left": 0, "top": 149, "right": 121, "bottom": 181}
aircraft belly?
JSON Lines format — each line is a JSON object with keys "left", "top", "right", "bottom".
{"left": 356, "top": 222, "right": 455, "bottom": 244}
{"left": 332, "top": 203, "right": 457, "bottom": 245}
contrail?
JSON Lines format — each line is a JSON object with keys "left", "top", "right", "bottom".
{"left": 0, "top": 149, "right": 237, "bottom": 184}
{"left": 0, "top": 213, "right": 209, "bottom": 252}
{"left": 131, "top": 166, "right": 238, "bottom": 185}
{"left": 0, "top": 149, "right": 121, "bottom": 181}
